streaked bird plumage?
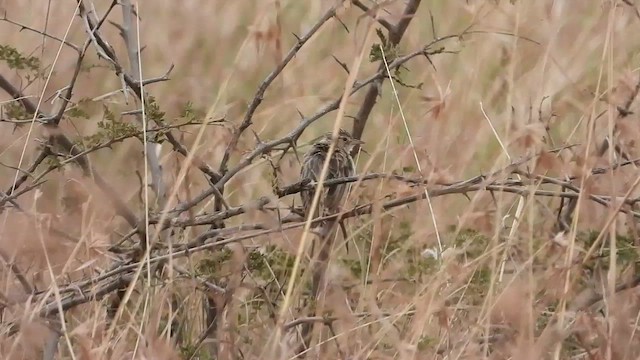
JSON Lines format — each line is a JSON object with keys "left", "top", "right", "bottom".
{"left": 299, "top": 128, "right": 361, "bottom": 228}
{"left": 297, "top": 128, "right": 363, "bottom": 352}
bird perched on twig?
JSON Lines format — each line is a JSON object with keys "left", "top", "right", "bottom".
{"left": 299, "top": 128, "right": 363, "bottom": 232}
{"left": 297, "top": 128, "right": 363, "bottom": 352}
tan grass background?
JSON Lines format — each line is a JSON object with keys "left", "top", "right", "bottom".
{"left": 1, "top": 0, "right": 640, "bottom": 359}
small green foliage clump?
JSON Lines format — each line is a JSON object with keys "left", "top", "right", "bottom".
{"left": 80, "top": 106, "right": 138, "bottom": 147}
{"left": 368, "top": 29, "right": 420, "bottom": 89}
{"left": 246, "top": 245, "right": 295, "bottom": 281}
{"left": 3, "top": 102, "right": 30, "bottom": 120}
{"left": 452, "top": 229, "right": 493, "bottom": 301}
{"left": 406, "top": 255, "right": 439, "bottom": 279}
{"left": 179, "top": 343, "right": 213, "bottom": 360}
{"left": 341, "top": 258, "right": 363, "bottom": 278}
{"left": 85, "top": 119, "right": 138, "bottom": 145}
{"left": 579, "top": 230, "right": 639, "bottom": 267}
{"left": 43, "top": 156, "right": 62, "bottom": 169}
{"left": 0, "top": 44, "right": 41, "bottom": 74}
{"left": 66, "top": 99, "right": 93, "bottom": 120}
{"left": 145, "top": 96, "right": 169, "bottom": 143}
{"left": 453, "top": 229, "right": 491, "bottom": 259}
{"left": 468, "top": 267, "right": 492, "bottom": 294}
{"left": 244, "top": 246, "right": 297, "bottom": 315}
{"left": 196, "top": 248, "right": 233, "bottom": 277}
{"left": 195, "top": 246, "right": 294, "bottom": 284}
{"left": 145, "top": 95, "right": 166, "bottom": 123}
{"left": 382, "top": 220, "right": 439, "bottom": 279}
{"left": 178, "top": 101, "right": 205, "bottom": 123}
{"left": 246, "top": 250, "right": 264, "bottom": 271}
{"left": 369, "top": 29, "right": 398, "bottom": 63}
{"left": 66, "top": 107, "right": 90, "bottom": 120}
{"left": 401, "top": 165, "right": 415, "bottom": 173}
{"left": 417, "top": 335, "right": 438, "bottom": 351}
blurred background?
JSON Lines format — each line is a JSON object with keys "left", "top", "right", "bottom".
{"left": 2, "top": 0, "right": 640, "bottom": 358}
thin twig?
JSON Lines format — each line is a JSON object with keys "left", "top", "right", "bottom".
{"left": 0, "top": 74, "right": 143, "bottom": 238}
{"left": 0, "top": 248, "right": 34, "bottom": 295}
{"left": 217, "top": 5, "right": 339, "bottom": 174}
{"left": 76, "top": 0, "right": 225, "bottom": 189}
{"left": 351, "top": 0, "right": 423, "bottom": 142}
{"left": 351, "top": 0, "right": 394, "bottom": 32}
{"left": 0, "top": 14, "right": 81, "bottom": 53}
{"left": 13, "top": 161, "right": 640, "bottom": 334}
{"left": 5, "top": 143, "right": 51, "bottom": 195}
{"left": 173, "top": 38, "right": 455, "bottom": 214}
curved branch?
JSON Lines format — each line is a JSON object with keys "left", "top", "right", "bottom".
{"left": 218, "top": 5, "right": 339, "bottom": 174}
{"left": 352, "top": 0, "right": 422, "bottom": 142}
{"left": 171, "top": 38, "right": 456, "bottom": 214}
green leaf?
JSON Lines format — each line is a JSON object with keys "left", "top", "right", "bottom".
{"left": 0, "top": 44, "right": 41, "bottom": 73}
{"left": 375, "top": 28, "right": 388, "bottom": 46}
{"left": 67, "top": 107, "right": 90, "bottom": 119}
{"left": 145, "top": 95, "right": 166, "bottom": 123}
{"left": 3, "top": 102, "right": 29, "bottom": 120}
{"left": 103, "top": 105, "right": 116, "bottom": 122}
{"left": 369, "top": 44, "right": 383, "bottom": 62}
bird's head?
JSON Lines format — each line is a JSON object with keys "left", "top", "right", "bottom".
{"left": 317, "top": 129, "right": 364, "bottom": 152}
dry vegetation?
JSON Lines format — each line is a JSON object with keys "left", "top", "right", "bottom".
{"left": 1, "top": 0, "right": 640, "bottom": 359}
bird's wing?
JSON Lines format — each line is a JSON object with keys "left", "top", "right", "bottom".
{"left": 300, "top": 147, "right": 328, "bottom": 219}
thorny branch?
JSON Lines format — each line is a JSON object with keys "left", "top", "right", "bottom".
{"left": 1, "top": 137, "right": 639, "bottom": 343}
{"left": 0, "top": 14, "right": 81, "bottom": 53}
{"left": 2, "top": 2, "right": 640, "bottom": 357}
{"left": 0, "top": 1, "right": 142, "bottom": 236}
{"left": 119, "top": 0, "right": 166, "bottom": 204}
{"left": 76, "top": 0, "right": 224, "bottom": 188}
{"left": 0, "top": 74, "right": 142, "bottom": 233}
{"left": 352, "top": 0, "right": 422, "bottom": 143}
{"left": 217, "top": 5, "right": 340, "bottom": 175}
{"left": 2, "top": 152, "right": 639, "bottom": 331}
{"left": 351, "top": 0, "right": 395, "bottom": 32}
{"left": 172, "top": 36, "right": 456, "bottom": 215}
{"left": 4, "top": 142, "right": 50, "bottom": 196}
{"left": 159, "top": 159, "right": 640, "bottom": 232}
{"left": 557, "top": 70, "right": 640, "bottom": 231}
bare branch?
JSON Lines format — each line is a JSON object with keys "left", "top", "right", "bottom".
{"left": 6, "top": 274, "right": 133, "bottom": 336}
{"left": 0, "top": 14, "right": 81, "bottom": 53}
{"left": 172, "top": 38, "right": 456, "bottom": 214}
{"left": 331, "top": 55, "right": 350, "bottom": 74}
{"left": 50, "top": 0, "right": 119, "bottom": 125}
{"left": 4, "top": 143, "right": 51, "bottom": 195}
{"left": 0, "top": 74, "right": 143, "bottom": 238}
{"left": 158, "top": 152, "right": 640, "bottom": 232}
{"left": 76, "top": 0, "right": 225, "bottom": 191}
{"left": 217, "top": 5, "right": 339, "bottom": 174}
{"left": 351, "top": 0, "right": 394, "bottom": 32}
{"left": 0, "top": 248, "right": 34, "bottom": 295}
{"left": 137, "top": 63, "right": 174, "bottom": 86}
{"left": 0, "top": 180, "right": 46, "bottom": 209}
{"left": 352, "top": 0, "right": 422, "bottom": 142}
{"left": 119, "top": 0, "right": 166, "bottom": 205}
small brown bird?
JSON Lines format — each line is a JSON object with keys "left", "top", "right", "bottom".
{"left": 299, "top": 128, "right": 363, "bottom": 229}
{"left": 297, "top": 128, "right": 363, "bottom": 352}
